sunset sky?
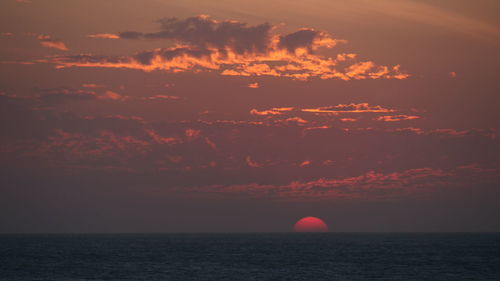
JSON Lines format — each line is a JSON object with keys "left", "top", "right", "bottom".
{"left": 1, "top": 0, "right": 499, "bottom": 232}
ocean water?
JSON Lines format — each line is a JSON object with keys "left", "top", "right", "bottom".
{"left": 1, "top": 233, "right": 499, "bottom": 281}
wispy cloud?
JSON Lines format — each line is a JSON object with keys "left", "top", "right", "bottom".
{"left": 301, "top": 103, "right": 395, "bottom": 114}
{"left": 141, "top": 95, "right": 180, "bottom": 101}
{"left": 185, "top": 168, "right": 457, "bottom": 201}
{"left": 376, "top": 115, "right": 420, "bottom": 122}
{"left": 81, "top": 84, "right": 104, "bottom": 88}
{"left": 37, "top": 34, "right": 68, "bottom": 51}
{"left": 87, "top": 33, "right": 120, "bottom": 39}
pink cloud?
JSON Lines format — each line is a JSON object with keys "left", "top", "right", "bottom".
{"left": 188, "top": 167, "right": 455, "bottom": 201}
{"left": 246, "top": 156, "right": 262, "bottom": 168}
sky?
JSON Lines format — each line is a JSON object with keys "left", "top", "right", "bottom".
{"left": 0, "top": 0, "right": 499, "bottom": 233}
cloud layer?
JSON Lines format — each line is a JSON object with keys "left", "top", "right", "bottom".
{"left": 1, "top": 93, "right": 498, "bottom": 202}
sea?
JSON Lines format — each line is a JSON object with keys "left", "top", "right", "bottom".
{"left": 1, "top": 233, "right": 499, "bottom": 281}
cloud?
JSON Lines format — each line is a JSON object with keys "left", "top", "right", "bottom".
{"left": 120, "top": 15, "right": 274, "bottom": 54}
{"left": 247, "top": 82, "right": 259, "bottom": 88}
{"left": 32, "top": 88, "right": 98, "bottom": 104}
{"left": 37, "top": 35, "right": 68, "bottom": 51}
{"left": 87, "top": 33, "right": 120, "bottom": 39}
{"left": 45, "top": 15, "right": 408, "bottom": 80}
{"left": 248, "top": 108, "right": 299, "bottom": 120}
{"left": 248, "top": 103, "right": 424, "bottom": 127}
{"left": 2, "top": 91, "right": 499, "bottom": 199}
{"left": 299, "top": 160, "right": 312, "bottom": 167}
{"left": 376, "top": 115, "right": 421, "bottom": 122}
{"left": 278, "top": 28, "right": 337, "bottom": 54}
{"left": 250, "top": 108, "right": 283, "bottom": 116}
{"left": 272, "top": 107, "right": 294, "bottom": 112}
{"left": 340, "top": 118, "right": 358, "bottom": 122}
{"left": 246, "top": 156, "right": 262, "bottom": 168}
{"left": 302, "top": 103, "right": 395, "bottom": 113}
{"left": 186, "top": 168, "right": 457, "bottom": 201}
{"left": 275, "top": 116, "right": 308, "bottom": 125}
{"left": 81, "top": 84, "right": 104, "bottom": 88}
{"left": 1, "top": 87, "right": 130, "bottom": 106}
{"left": 34, "top": 88, "right": 130, "bottom": 103}
{"left": 141, "top": 95, "right": 180, "bottom": 101}
{"left": 100, "top": 90, "right": 124, "bottom": 101}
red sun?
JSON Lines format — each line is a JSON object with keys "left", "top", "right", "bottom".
{"left": 293, "top": 216, "right": 329, "bottom": 232}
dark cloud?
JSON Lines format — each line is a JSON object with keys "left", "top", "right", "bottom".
{"left": 278, "top": 29, "right": 324, "bottom": 53}
{"left": 118, "top": 31, "right": 144, "bottom": 39}
{"left": 120, "top": 15, "right": 273, "bottom": 55}
{"left": 51, "top": 54, "right": 129, "bottom": 64}
{"left": 133, "top": 47, "right": 214, "bottom": 65}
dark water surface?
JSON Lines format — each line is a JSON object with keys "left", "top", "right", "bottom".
{"left": 1, "top": 233, "right": 499, "bottom": 280}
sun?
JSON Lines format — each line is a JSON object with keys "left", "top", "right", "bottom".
{"left": 293, "top": 216, "right": 329, "bottom": 232}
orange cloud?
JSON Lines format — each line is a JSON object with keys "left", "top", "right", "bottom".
{"left": 272, "top": 107, "right": 294, "bottom": 112}
{"left": 88, "top": 33, "right": 120, "bottom": 39}
{"left": 376, "top": 115, "right": 420, "bottom": 122}
{"left": 37, "top": 35, "right": 68, "bottom": 51}
{"left": 340, "top": 118, "right": 358, "bottom": 122}
{"left": 250, "top": 107, "right": 296, "bottom": 116}
{"left": 44, "top": 16, "right": 409, "bottom": 81}
{"left": 302, "top": 103, "right": 395, "bottom": 113}
{"left": 247, "top": 82, "right": 259, "bottom": 88}
{"left": 265, "top": 117, "right": 309, "bottom": 126}
{"left": 141, "top": 95, "right": 180, "bottom": 101}
{"left": 299, "top": 160, "right": 311, "bottom": 167}
{"left": 250, "top": 108, "right": 283, "bottom": 116}
{"left": 100, "top": 90, "right": 123, "bottom": 100}
{"left": 281, "top": 117, "right": 308, "bottom": 125}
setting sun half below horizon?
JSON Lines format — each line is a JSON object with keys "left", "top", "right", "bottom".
{"left": 293, "top": 217, "right": 329, "bottom": 232}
